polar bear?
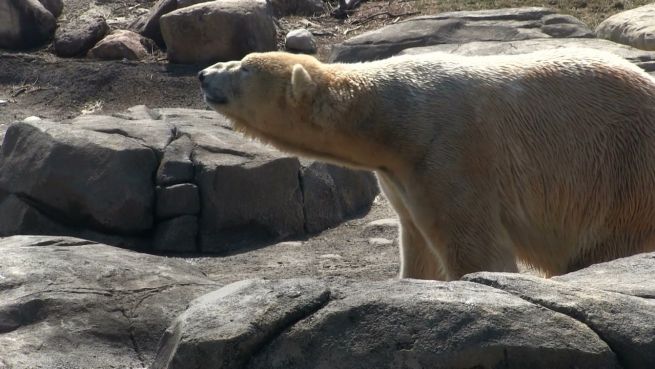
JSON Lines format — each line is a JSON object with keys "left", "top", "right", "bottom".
{"left": 198, "top": 49, "right": 655, "bottom": 281}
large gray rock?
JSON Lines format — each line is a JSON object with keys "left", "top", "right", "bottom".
{"left": 157, "top": 107, "right": 378, "bottom": 252}
{"left": 329, "top": 7, "right": 593, "bottom": 62}
{"left": 195, "top": 152, "right": 305, "bottom": 252}
{"left": 596, "top": 3, "right": 655, "bottom": 51}
{"left": 153, "top": 278, "right": 619, "bottom": 369}
{"left": 302, "top": 161, "right": 378, "bottom": 234}
{"left": 160, "top": 0, "right": 277, "bottom": 64}
{"left": 0, "top": 0, "right": 57, "bottom": 50}
{"left": 0, "top": 107, "right": 379, "bottom": 252}
{"left": 0, "top": 235, "right": 219, "bottom": 369}
{"left": 54, "top": 15, "right": 109, "bottom": 57}
{"left": 400, "top": 37, "right": 655, "bottom": 72}
{"left": 0, "top": 121, "right": 157, "bottom": 234}
{"left": 464, "top": 272, "right": 655, "bottom": 369}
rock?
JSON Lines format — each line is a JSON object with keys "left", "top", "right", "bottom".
{"left": 285, "top": 28, "right": 317, "bottom": 53}
{"left": 196, "top": 153, "right": 305, "bottom": 252}
{"left": 156, "top": 183, "right": 200, "bottom": 219}
{"left": 0, "top": 121, "right": 157, "bottom": 234}
{"left": 54, "top": 15, "right": 109, "bottom": 57}
{"left": 301, "top": 162, "right": 378, "bottom": 234}
{"left": 130, "top": 0, "right": 177, "bottom": 48}
{"left": 154, "top": 278, "right": 619, "bottom": 369}
{"left": 0, "top": 107, "right": 380, "bottom": 253}
{"left": 0, "top": 235, "right": 218, "bottom": 369}
{"left": 401, "top": 37, "right": 655, "bottom": 72}
{"left": 160, "top": 0, "right": 277, "bottom": 64}
{"left": 268, "top": 0, "right": 324, "bottom": 17}
{"left": 153, "top": 215, "right": 199, "bottom": 252}
{"left": 88, "top": 30, "right": 152, "bottom": 60}
{"left": 463, "top": 272, "right": 655, "bottom": 369}
{"left": 22, "top": 116, "right": 41, "bottom": 123}
{"left": 328, "top": 7, "right": 593, "bottom": 62}
{"left": 156, "top": 135, "right": 195, "bottom": 185}
{"left": 0, "top": 0, "right": 57, "bottom": 50}
{"left": 554, "top": 252, "right": 655, "bottom": 298}
{"left": 0, "top": 194, "right": 69, "bottom": 236}
{"left": 596, "top": 3, "right": 655, "bottom": 51}
{"left": 152, "top": 279, "right": 331, "bottom": 369}
{"left": 37, "top": 0, "right": 62, "bottom": 18}
{"left": 70, "top": 114, "right": 175, "bottom": 154}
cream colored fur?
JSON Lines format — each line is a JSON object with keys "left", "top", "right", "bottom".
{"left": 200, "top": 49, "right": 655, "bottom": 281}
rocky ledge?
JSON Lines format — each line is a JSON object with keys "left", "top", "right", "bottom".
{"left": 0, "top": 106, "right": 379, "bottom": 253}
{"left": 1, "top": 235, "right": 653, "bottom": 369}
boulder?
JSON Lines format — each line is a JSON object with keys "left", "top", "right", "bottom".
{"left": 0, "top": 0, "right": 57, "bottom": 50}
{"left": 596, "top": 3, "right": 655, "bottom": 51}
{"left": 302, "top": 161, "right": 378, "bottom": 234}
{"left": 195, "top": 152, "right": 305, "bottom": 252}
{"left": 401, "top": 37, "right": 655, "bottom": 72}
{"left": 0, "top": 235, "right": 219, "bottom": 369}
{"left": 0, "top": 107, "right": 379, "bottom": 252}
{"left": 0, "top": 121, "right": 157, "bottom": 234}
{"left": 88, "top": 30, "right": 152, "bottom": 60}
{"left": 54, "top": 15, "right": 109, "bottom": 57}
{"left": 130, "top": 0, "right": 177, "bottom": 48}
{"left": 160, "top": 0, "right": 277, "bottom": 64}
{"left": 153, "top": 278, "right": 620, "bottom": 369}
{"left": 285, "top": 28, "right": 317, "bottom": 53}
{"left": 268, "top": 0, "right": 324, "bottom": 17}
{"left": 328, "top": 7, "right": 594, "bottom": 62}
{"left": 464, "top": 272, "right": 655, "bottom": 369}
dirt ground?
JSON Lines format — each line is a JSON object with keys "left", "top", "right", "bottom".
{"left": 187, "top": 195, "right": 401, "bottom": 284}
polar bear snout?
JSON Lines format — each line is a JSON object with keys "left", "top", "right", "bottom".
{"left": 199, "top": 63, "right": 237, "bottom": 106}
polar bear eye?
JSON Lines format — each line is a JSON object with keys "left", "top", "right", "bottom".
{"left": 241, "top": 66, "right": 251, "bottom": 74}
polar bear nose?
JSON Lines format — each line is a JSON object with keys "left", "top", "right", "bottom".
{"left": 197, "top": 70, "right": 207, "bottom": 82}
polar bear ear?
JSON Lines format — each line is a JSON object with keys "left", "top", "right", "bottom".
{"left": 290, "top": 64, "right": 316, "bottom": 104}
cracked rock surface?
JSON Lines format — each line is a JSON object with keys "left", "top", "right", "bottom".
{"left": 154, "top": 277, "right": 633, "bottom": 369}
{"left": 0, "top": 235, "right": 219, "bottom": 369}
{"left": 153, "top": 252, "right": 655, "bottom": 369}
{"left": 0, "top": 106, "right": 379, "bottom": 253}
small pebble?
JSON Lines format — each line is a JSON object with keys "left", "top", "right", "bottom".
{"left": 368, "top": 238, "right": 393, "bottom": 246}
{"left": 23, "top": 116, "right": 42, "bottom": 123}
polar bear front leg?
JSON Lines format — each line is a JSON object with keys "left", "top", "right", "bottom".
{"left": 377, "top": 174, "right": 447, "bottom": 280}
{"left": 399, "top": 218, "right": 447, "bottom": 280}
